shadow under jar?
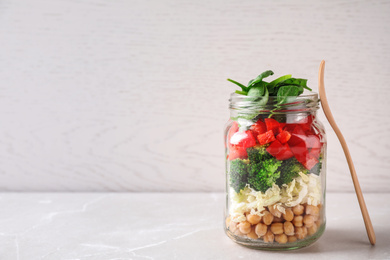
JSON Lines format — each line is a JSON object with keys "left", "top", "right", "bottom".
{"left": 224, "top": 93, "right": 327, "bottom": 250}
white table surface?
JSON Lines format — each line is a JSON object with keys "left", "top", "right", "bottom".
{"left": 0, "top": 192, "right": 388, "bottom": 260}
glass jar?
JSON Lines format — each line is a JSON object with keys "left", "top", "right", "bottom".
{"left": 224, "top": 92, "right": 326, "bottom": 250}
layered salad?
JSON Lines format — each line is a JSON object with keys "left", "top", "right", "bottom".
{"left": 225, "top": 71, "right": 325, "bottom": 245}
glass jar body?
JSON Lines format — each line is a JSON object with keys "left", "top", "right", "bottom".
{"left": 224, "top": 93, "right": 326, "bottom": 250}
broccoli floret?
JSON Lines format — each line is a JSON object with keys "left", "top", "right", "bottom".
{"left": 229, "top": 159, "right": 248, "bottom": 193}
{"left": 276, "top": 157, "right": 309, "bottom": 186}
{"left": 247, "top": 146, "right": 272, "bottom": 164}
{"left": 247, "top": 158, "right": 282, "bottom": 192}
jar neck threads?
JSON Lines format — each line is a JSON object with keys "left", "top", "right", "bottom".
{"left": 229, "top": 92, "right": 320, "bottom": 120}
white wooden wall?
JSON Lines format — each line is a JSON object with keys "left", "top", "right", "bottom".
{"left": 0, "top": 0, "right": 389, "bottom": 192}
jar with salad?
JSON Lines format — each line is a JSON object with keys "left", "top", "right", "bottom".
{"left": 224, "top": 71, "right": 326, "bottom": 250}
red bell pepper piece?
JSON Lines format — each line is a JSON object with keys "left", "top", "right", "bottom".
{"left": 228, "top": 129, "right": 257, "bottom": 160}
{"left": 230, "top": 130, "right": 257, "bottom": 148}
{"left": 294, "top": 115, "right": 313, "bottom": 132}
{"left": 304, "top": 135, "right": 322, "bottom": 159}
{"left": 306, "top": 135, "right": 321, "bottom": 149}
{"left": 301, "top": 154, "right": 319, "bottom": 170}
{"left": 276, "top": 144, "right": 294, "bottom": 160}
{"left": 228, "top": 121, "right": 239, "bottom": 138}
{"left": 288, "top": 125, "right": 306, "bottom": 146}
{"left": 228, "top": 145, "right": 248, "bottom": 160}
{"left": 296, "top": 114, "right": 313, "bottom": 124}
{"left": 227, "top": 121, "right": 239, "bottom": 147}
{"left": 276, "top": 130, "right": 291, "bottom": 144}
{"left": 290, "top": 141, "right": 308, "bottom": 162}
{"left": 290, "top": 141, "right": 319, "bottom": 170}
{"left": 265, "top": 118, "right": 281, "bottom": 135}
{"left": 257, "top": 130, "right": 276, "bottom": 145}
{"left": 289, "top": 124, "right": 322, "bottom": 148}
{"left": 266, "top": 140, "right": 294, "bottom": 160}
{"left": 266, "top": 139, "right": 283, "bottom": 156}
{"left": 309, "top": 147, "right": 321, "bottom": 159}
{"left": 283, "top": 123, "right": 297, "bottom": 133}
{"left": 250, "top": 119, "right": 267, "bottom": 139}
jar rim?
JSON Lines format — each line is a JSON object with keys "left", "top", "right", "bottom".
{"left": 229, "top": 91, "right": 320, "bottom": 115}
{"left": 230, "top": 91, "right": 318, "bottom": 100}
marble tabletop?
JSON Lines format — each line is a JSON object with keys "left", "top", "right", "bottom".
{"left": 0, "top": 192, "right": 389, "bottom": 260}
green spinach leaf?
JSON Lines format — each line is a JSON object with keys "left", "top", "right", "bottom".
{"left": 247, "top": 82, "right": 267, "bottom": 96}
{"left": 277, "top": 78, "right": 312, "bottom": 91}
{"left": 257, "top": 87, "right": 269, "bottom": 106}
{"left": 267, "top": 74, "right": 292, "bottom": 95}
{"left": 227, "top": 78, "right": 248, "bottom": 93}
{"left": 235, "top": 90, "right": 248, "bottom": 95}
{"left": 276, "top": 85, "right": 302, "bottom": 104}
{"left": 247, "top": 70, "right": 274, "bottom": 88}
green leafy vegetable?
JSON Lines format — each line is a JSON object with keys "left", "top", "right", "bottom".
{"left": 247, "top": 158, "right": 282, "bottom": 192}
{"left": 257, "top": 87, "right": 269, "bottom": 106}
{"left": 246, "top": 147, "right": 282, "bottom": 192}
{"left": 228, "top": 71, "right": 311, "bottom": 101}
{"left": 229, "top": 148, "right": 281, "bottom": 193}
{"left": 227, "top": 71, "right": 313, "bottom": 111}
{"left": 267, "top": 74, "right": 292, "bottom": 95}
{"left": 229, "top": 159, "right": 249, "bottom": 193}
{"left": 235, "top": 90, "right": 247, "bottom": 95}
{"left": 248, "top": 70, "right": 274, "bottom": 88}
{"left": 229, "top": 147, "right": 320, "bottom": 193}
{"left": 247, "top": 146, "right": 272, "bottom": 163}
{"left": 248, "top": 83, "right": 269, "bottom": 106}
{"left": 276, "top": 85, "right": 303, "bottom": 104}
{"left": 247, "top": 83, "right": 266, "bottom": 97}
{"left": 268, "top": 74, "right": 292, "bottom": 88}
{"left": 227, "top": 78, "right": 249, "bottom": 93}
{"left": 276, "top": 157, "right": 308, "bottom": 186}
{"left": 276, "top": 78, "right": 310, "bottom": 91}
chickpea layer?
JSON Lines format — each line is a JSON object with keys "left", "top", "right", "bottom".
{"left": 226, "top": 203, "right": 322, "bottom": 244}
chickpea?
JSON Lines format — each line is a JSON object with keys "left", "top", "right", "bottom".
{"left": 234, "top": 228, "right": 245, "bottom": 237}
{"left": 283, "top": 221, "right": 294, "bottom": 236}
{"left": 288, "top": 235, "right": 297, "bottom": 243}
{"left": 302, "top": 226, "right": 308, "bottom": 237}
{"left": 315, "top": 219, "right": 322, "bottom": 227}
{"left": 238, "top": 221, "right": 252, "bottom": 234}
{"left": 268, "top": 204, "right": 282, "bottom": 218}
{"left": 275, "top": 234, "right": 288, "bottom": 244}
{"left": 247, "top": 226, "right": 258, "bottom": 239}
{"left": 306, "top": 205, "right": 320, "bottom": 216}
{"left": 273, "top": 216, "right": 284, "bottom": 223}
{"left": 262, "top": 211, "right": 274, "bottom": 225}
{"left": 229, "top": 221, "right": 238, "bottom": 232}
{"left": 247, "top": 214, "right": 261, "bottom": 225}
{"left": 255, "top": 223, "right": 268, "bottom": 237}
{"left": 283, "top": 208, "right": 294, "bottom": 222}
{"left": 307, "top": 222, "right": 318, "bottom": 236}
{"left": 295, "top": 227, "right": 308, "bottom": 240}
{"left": 303, "top": 215, "right": 315, "bottom": 228}
{"left": 270, "top": 223, "right": 284, "bottom": 235}
{"left": 292, "top": 204, "right": 304, "bottom": 215}
{"left": 225, "top": 216, "right": 231, "bottom": 228}
{"left": 263, "top": 230, "right": 274, "bottom": 243}
{"left": 293, "top": 215, "right": 303, "bottom": 227}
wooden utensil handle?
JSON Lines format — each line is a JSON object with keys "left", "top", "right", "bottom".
{"left": 332, "top": 122, "right": 376, "bottom": 245}
{"left": 318, "top": 60, "right": 376, "bottom": 245}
